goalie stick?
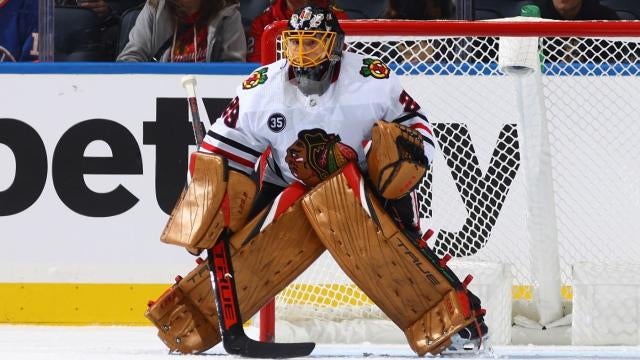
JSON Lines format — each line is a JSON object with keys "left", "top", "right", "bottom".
{"left": 181, "top": 75, "right": 315, "bottom": 358}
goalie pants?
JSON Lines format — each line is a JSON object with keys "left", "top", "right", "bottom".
{"left": 252, "top": 181, "right": 422, "bottom": 239}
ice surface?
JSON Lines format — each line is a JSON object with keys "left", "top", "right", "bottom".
{"left": 1, "top": 325, "right": 640, "bottom": 360}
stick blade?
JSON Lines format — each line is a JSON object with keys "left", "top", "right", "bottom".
{"left": 223, "top": 332, "right": 315, "bottom": 358}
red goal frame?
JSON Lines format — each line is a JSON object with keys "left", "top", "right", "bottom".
{"left": 261, "top": 19, "right": 640, "bottom": 65}
{"left": 257, "top": 18, "right": 640, "bottom": 344}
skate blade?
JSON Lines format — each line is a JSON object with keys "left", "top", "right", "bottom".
{"left": 443, "top": 334, "right": 492, "bottom": 357}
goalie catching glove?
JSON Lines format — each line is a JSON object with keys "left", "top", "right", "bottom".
{"left": 367, "top": 121, "right": 428, "bottom": 199}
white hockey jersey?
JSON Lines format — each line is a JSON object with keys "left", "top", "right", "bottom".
{"left": 201, "top": 52, "right": 435, "bottom": 187}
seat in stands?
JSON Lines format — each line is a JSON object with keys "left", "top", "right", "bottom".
{"left": 117, "top": 3, "right": 144, "bottom": 55}
{"left": 599, "top": 0, "right": 640, "bottom": 19}
{"left": 334, "top": 0, "right": 387, "bottom": 19}
{"left": 54, "top": 6, "right": 107, "bottom": 61}
{"left": 474, "top": 0, "right": 536, "bottom": 19}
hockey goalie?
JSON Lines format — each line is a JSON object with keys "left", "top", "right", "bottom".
{"left": 146, "top": 5, "right": 488, "bottom": 357}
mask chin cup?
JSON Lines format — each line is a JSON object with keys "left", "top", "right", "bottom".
{"left": 292, "top": 61, "right": 335, "bottom": 96}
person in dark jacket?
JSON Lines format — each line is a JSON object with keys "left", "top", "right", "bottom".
{"left": 55, "top": 0, "right": 146, "bottom": 60}
{"left": 538, "top": 0, "right": 620, "bottom": 20}
{"left": 538, "top": 0, "right": 623, "bottom": 63}
{"left": 384, "top": 0, "right": 453, "bottom": 20}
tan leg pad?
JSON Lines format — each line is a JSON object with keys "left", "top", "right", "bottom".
{"left": 148, "top": 185, "right": 324, "bottom": 353}
{"left": 145, "top": 261, "right": 220, "bottom": 354}
{"left": 227, "top": 191, "right": 325, "bottom": 317}
{"left": 302, "top": 163, "right": 472, "bottom": 356}
{"left": 404, "top": 291, "right": 475, "bottom": 356}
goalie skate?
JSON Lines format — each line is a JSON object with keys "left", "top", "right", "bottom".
{"left": 445, "top": 318, "right": 490, "bottom": 354}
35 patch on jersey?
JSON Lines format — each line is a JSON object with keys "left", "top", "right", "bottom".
{"left": 360, "top": 58, "right": 390, "bottom": 79}
{"left": 242, "top": 68, "right": 268, "bottom": 89}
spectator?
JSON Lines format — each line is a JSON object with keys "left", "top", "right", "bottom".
{"left": 384, "top": 0, "right": 452, "bottom": 20}
{"left": 379, "top": 0, "right": 453, "bottom": 65}
{"left": 0, "top": 0, "right": 38, "bottom": 62}
{"left": 538, "top": 0, "right": 620, "bottom": 20}
{"left": 246, "top": 0, "right": 348, "bottom": 63}
{"left": 55, "top": 0, "right": 145, "bottom": 60}
{"left": 537, "top": 0, "right": 622, "bottom": 63}
{"left": 57, "top": 0, "right": 143, "bottom": 18}
{"left": 117, "top": 0, "right": 246, "bottom": 62}
{"left": 102, "top": 0, "right": 145, "bottom": 18}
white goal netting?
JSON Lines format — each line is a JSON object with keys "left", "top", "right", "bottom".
{"left": 261, "top": 20, "right": 640, "bottom": 345}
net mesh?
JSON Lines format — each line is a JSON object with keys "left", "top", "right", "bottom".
{"left": 269, "top": 24, "right": 640, "bottom": 338}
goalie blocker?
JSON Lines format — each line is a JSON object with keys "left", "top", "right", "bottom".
{"left": 147, "top": 125, "right": 485, "bottom": 355}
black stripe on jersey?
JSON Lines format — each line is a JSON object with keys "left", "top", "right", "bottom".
{"left": 208, "top": 131, "right": 262, "bottom": 157}
{"left": 392, "top": 112, "right": 429, "bottom": 125}
{"left": 364, "top": 188, "right": 381, "bottom": 229}
{"left": 391, "top": 113, "right": 435, "bottom": 148}
{"left": 422, "top": 135, "right": 435, "bottom": 148}
{"left": 268, "top": 156, "right": 287, "bottom": 182}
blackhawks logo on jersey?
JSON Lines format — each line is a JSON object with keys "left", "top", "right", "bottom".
{"left": 285, "top": 129, "right": 358, "bottom": 187}
{"left": 360, "top": 58, "right": 390, "bottom": 79}
{"left": 242, "top": 68, "right": 268, "bottom": 89}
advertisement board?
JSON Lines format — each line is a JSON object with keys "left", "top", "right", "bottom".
{"left": 0, "top": 64, "right": 255, "bottom": 323}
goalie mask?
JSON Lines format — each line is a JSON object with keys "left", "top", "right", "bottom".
{"left": 283, "top": 6, "right": 345, "bottom": 96}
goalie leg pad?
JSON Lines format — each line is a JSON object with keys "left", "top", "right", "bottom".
{"left": 161, "top": 152, "right": 257, "bottom": 250}
{"left": 301, "top": 163, "right": 474, "bottom": 356}
{"left": 145, "top": 260, "right": 220, "bottom": 354}
{"left": 404, "top": 290, "right": 475, "bottom": 356}
{"left": 226, "top": 182, "right": 325, "bottom": 316}
{"left": 148, "top": 182, "right": 325, "bottom": 353}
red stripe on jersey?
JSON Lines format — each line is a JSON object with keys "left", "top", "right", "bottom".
{"left": 201, "top": 142, "right": 255, "bottom": 168}
{"left": 189, "top": 152, "right": 197, "bottom": 176}
{"left": 410, "top": 123, "right": 434, "bottom": 136}
{"left": 258, "top": 147, "right": 272, "bottom": 190}
{"left": 342, "top": 162, "right": 363, "bottom": 202}
{"left": 274, "top": 182, "right": 307, "bottom": 219}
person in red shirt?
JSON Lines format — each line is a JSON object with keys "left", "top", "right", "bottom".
{"left": 246, "top": 0, "right": 348, "bottom": 62}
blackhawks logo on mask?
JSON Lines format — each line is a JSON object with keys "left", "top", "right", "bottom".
{"left": 360, "top": 58, "right": 390, "bottom": 79}
{"left": 242, "top": 68, "right": 268, "bottom": 89}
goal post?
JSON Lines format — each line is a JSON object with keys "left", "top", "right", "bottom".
{"left": 258, "top": 19, "right": 640, "bottom": 346}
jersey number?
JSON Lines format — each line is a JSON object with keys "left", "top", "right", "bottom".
{"left": 222, "top": 97, "right": 240, "bottom": 128}
{"left": 399, "top": 90, "right": 421, "bottom": 113}
{"left": 30, "top": 33, "right": 39, "bottom": 57}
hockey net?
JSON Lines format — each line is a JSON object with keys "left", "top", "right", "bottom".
{"left": 259, "top": 20, "right": 640, "bottom": 345}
